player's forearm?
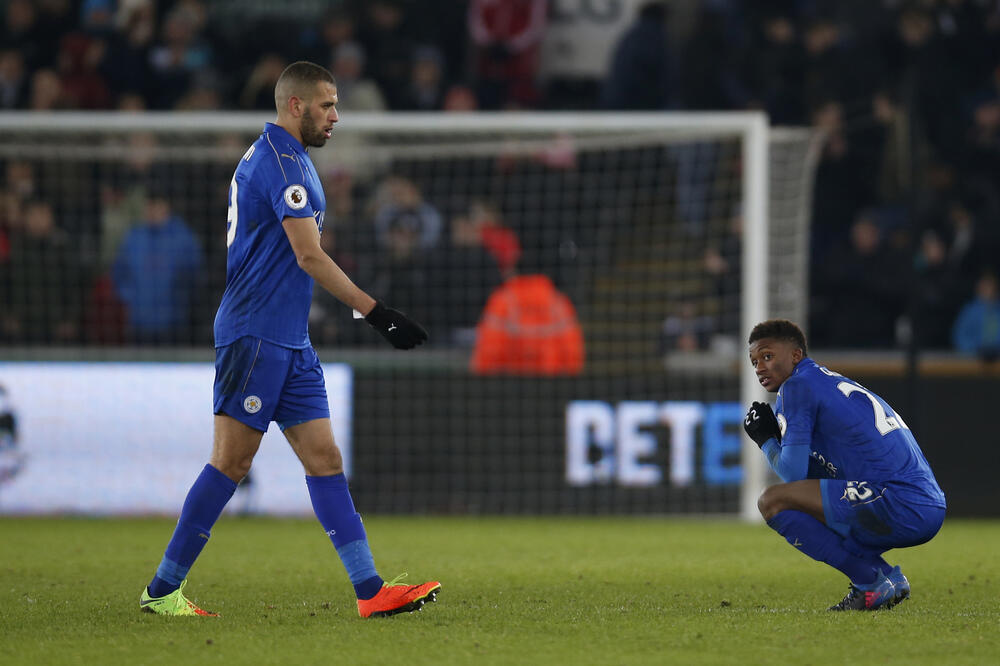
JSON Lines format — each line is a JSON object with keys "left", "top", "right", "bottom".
{"left": 761, "top": 440, "right": 809, "bottom": 483}
{"left": 296, "top": 252, "right": 375, "bottom": 316}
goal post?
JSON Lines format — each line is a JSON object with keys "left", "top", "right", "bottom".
{"left": 0, "top": 111, "right": 818, "bottom": 518}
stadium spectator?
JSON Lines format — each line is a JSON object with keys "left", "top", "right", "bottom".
{"left": 468, "top": 0, "right": 548, "bottom": 109}
{"left": 97, "top": 0, "right": 156, "bottom": 104}
{"left": 301, "top": 7, "right": 358, "bottom": 69}
{"left": 174, "top": 70, "right": 223, "bottom": 111}
{"left": 468, "top": 199, "right": 520, "bottom": 278}
{"left": 962, "top": 79, "right": 1000, "bottom": 190}
{"left": 442, "top": 83, "right": 479, "bottom": 112}
{"left": 111, "top": 189, "right": 203, "bottom": 345}
{"left": 4, "top": 159, "right": 39, "bottom": 201}
{"left": 98, "top": 131, "right": 168, "bottom": 269}
{"left": 398, "top": 45, "right": 447, "bottom": 111}
{"left": 56, "top": 32, "right": 112, "bottom": 109}
{"left": 79, "top": 0, "right": 115, "bottom": 36}
{"left": 1, "top": 200, "right": 85, "bottom": 345}
{"left": 660, "top": 298, "right": 714, "bottom": 353}
{"left": 600, "top": 1, "right": 674, "bottom": 111}
{"left": 368, "top": 203, "right": 431, "bottom": 324}
{"left": 942, "top": 199, "right": 999, "bottom": 290}
{"left": 735, "top": 6, "right": 805, "bottom": 124}
{"left": 808, "top": 99, "right": 875, "bottom": 270}
{"left": 310, "top": 169, "right": 378, "bottom": 346}
{"left": 29, "top": 68, "right": 73, "bottom": 110}
{"left": 677, "top": 4, "right": 737, "bottom": 111}
{"left": 0, "top": 191, "right": 17, "bottom": 264}
{"left": 471, "top": 249, "right": 584, "bottom": 376}
{"left": 815, "top": 211, "right": 908, "bottom": 349}
{"left": 703, "top": 208, "right": 742, "bottom": 339}
{"left": 320, "top": 167, "right": 376, "bottom": 282}
{"left": 328, "top": 42, "right": 386, "bottom": 112}
{"left": 952, "top": 271, "right": 1000, "bottom": 359}
{"left": 799, "top": 14, "right": 868, "bottom": 115}
{"left": 2, "top": 0, "right": 50, "bottom": 72}
{"left": 912, "top": 229, "right": 965, "bottom": 349}
{"left": 424, "top": 214, "right": 503, "bottom": 346}
{"left": 147, "top": 2, "right": 214, "bottom": 109}
{"left": 357, "top": 0, "right": 414, "bottom": 110}
{"left": 0, "top": 49, "right": 28, "bottom": 109}
{"left": 372, "top": 176, "right": 443, "bottom": 251}
{"left": 238, "top": 53, "right": 287, "bottom": 110}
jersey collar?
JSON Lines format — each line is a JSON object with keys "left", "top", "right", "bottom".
{"left": 793, "top": 357, "right": 818, "bottom": 376}
{"left": 263, "top": 122, "right": 306, "bottom": 155}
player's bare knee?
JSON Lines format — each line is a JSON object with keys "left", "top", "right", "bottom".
{"left": 211, "top": 456, "right": 253, "bottom": 482}
{"left": 757, "top": 485, "right": 783, "bottom": 521}
{"left": 301, "top": 448, "right": 342, "bottom": 476}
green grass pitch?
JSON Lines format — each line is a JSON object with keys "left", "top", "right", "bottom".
{"left": 1, "top": 516, "right": 997, "bottom": 665}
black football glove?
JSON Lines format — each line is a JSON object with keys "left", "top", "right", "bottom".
{"left": 364, "top": 301, "right": 428, "bottom": 350}
{"left": 744, "top": 401, "right": 781, "bottom": 448}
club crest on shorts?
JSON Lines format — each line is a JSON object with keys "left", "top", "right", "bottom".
{"left": 284, "top": 184, "right": 307, "bottom": 210}
{"left": 243, "top": 395, "right": 262, "bottom": 414}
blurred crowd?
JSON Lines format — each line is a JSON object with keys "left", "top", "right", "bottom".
{"left": 1, "top": 0, "right": 1000, "bottom": 358}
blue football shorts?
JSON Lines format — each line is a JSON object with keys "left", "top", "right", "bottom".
{"left": 821, "top": 479, "right": 946, "bottom": 552}
{"left": 213, "top": 336, "right": 330, "bottom": 432}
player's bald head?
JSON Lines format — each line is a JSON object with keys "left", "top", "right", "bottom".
{"left": 274, "top": 61, "right": 336, "bottom": 112}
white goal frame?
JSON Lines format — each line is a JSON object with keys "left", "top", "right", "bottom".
{"left": 1, "top": 110, "right": 792, "bottom": 521}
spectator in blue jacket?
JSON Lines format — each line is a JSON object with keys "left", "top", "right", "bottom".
{"left": 600, "top": 1, "right": 674, "bottom": 110}
{"left": 112, "top": 189, "right": 203, "bottom": 344}
{"left": 952, "top": 270, "right": 1000, "bottom": 359}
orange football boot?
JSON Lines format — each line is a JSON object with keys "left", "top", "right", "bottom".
{"left": 357, "top": 574, "right": 441, "bottom": 618}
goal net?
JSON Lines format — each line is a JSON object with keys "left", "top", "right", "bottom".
{"left": 0, "top": 112, "right": 819, "bottom": 517}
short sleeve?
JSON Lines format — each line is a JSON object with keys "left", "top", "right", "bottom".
{"left": 270, "top": 181, "right": 317, "bottom": 221}
{"left": 257, "top": 153, "right": 316, "bottom": 221}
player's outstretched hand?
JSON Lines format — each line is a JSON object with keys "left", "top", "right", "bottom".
{"left": 365, "top": 301, "right": 428, "bottom": 350}
{"left": 744, "top": 401, "right": 781, "bottom": 448}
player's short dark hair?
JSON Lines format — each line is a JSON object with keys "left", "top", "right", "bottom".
{"left": 748, "top": 319, "right": 808, "bottom": 356}
{"left": 274, "top": 61, "right": 335, "bottom": 109}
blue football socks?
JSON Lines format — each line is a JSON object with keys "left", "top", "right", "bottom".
{"left": 148, "top": 464, "right": 238, "bottom": 598}
{"left": 306, "top": 473, "right": 383, "bottom": 600}
{"left": 768, "top": 510, "right": 885, "bottom": 586}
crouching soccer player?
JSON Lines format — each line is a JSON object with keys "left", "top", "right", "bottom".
{"left": 743, "top": 319, "right": 945, "bottom": 611}
{"left": 139, "top": 61, "right": 439, "bottom": 618}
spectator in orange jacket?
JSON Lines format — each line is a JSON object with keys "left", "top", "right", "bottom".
{"left": 471, "top": 249, "right": 584, "bottom": 375}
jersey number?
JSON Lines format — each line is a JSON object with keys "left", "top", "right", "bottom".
{"left": 226, "top": 176, "right": 238, "bottom": 247}
{"left": 836, "top": 382, "right": 909, "bottom": 435}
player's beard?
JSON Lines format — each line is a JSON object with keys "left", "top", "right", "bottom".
{"left": 300, "top": 110, "right": 328, "bottom": 148}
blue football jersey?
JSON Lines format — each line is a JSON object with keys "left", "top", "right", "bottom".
{"left": 214, "top": 123, "right": 326, "bottom": 349}
{"left": 776, "top": 358, "right": 945, "bottom": 506}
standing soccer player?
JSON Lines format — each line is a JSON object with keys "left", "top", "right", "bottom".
{"left": 743, "top": 319, "right": 945, "bottom": 611}
{"left": 139, "top": 61, "right": 440, "bottom": 618}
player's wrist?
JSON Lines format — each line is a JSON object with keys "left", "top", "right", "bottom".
{"left": 364, "top": 301, "right": 387, "bottom": 324}
{"left": 760, "top": 437, "right": 779, "bottom": 452}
